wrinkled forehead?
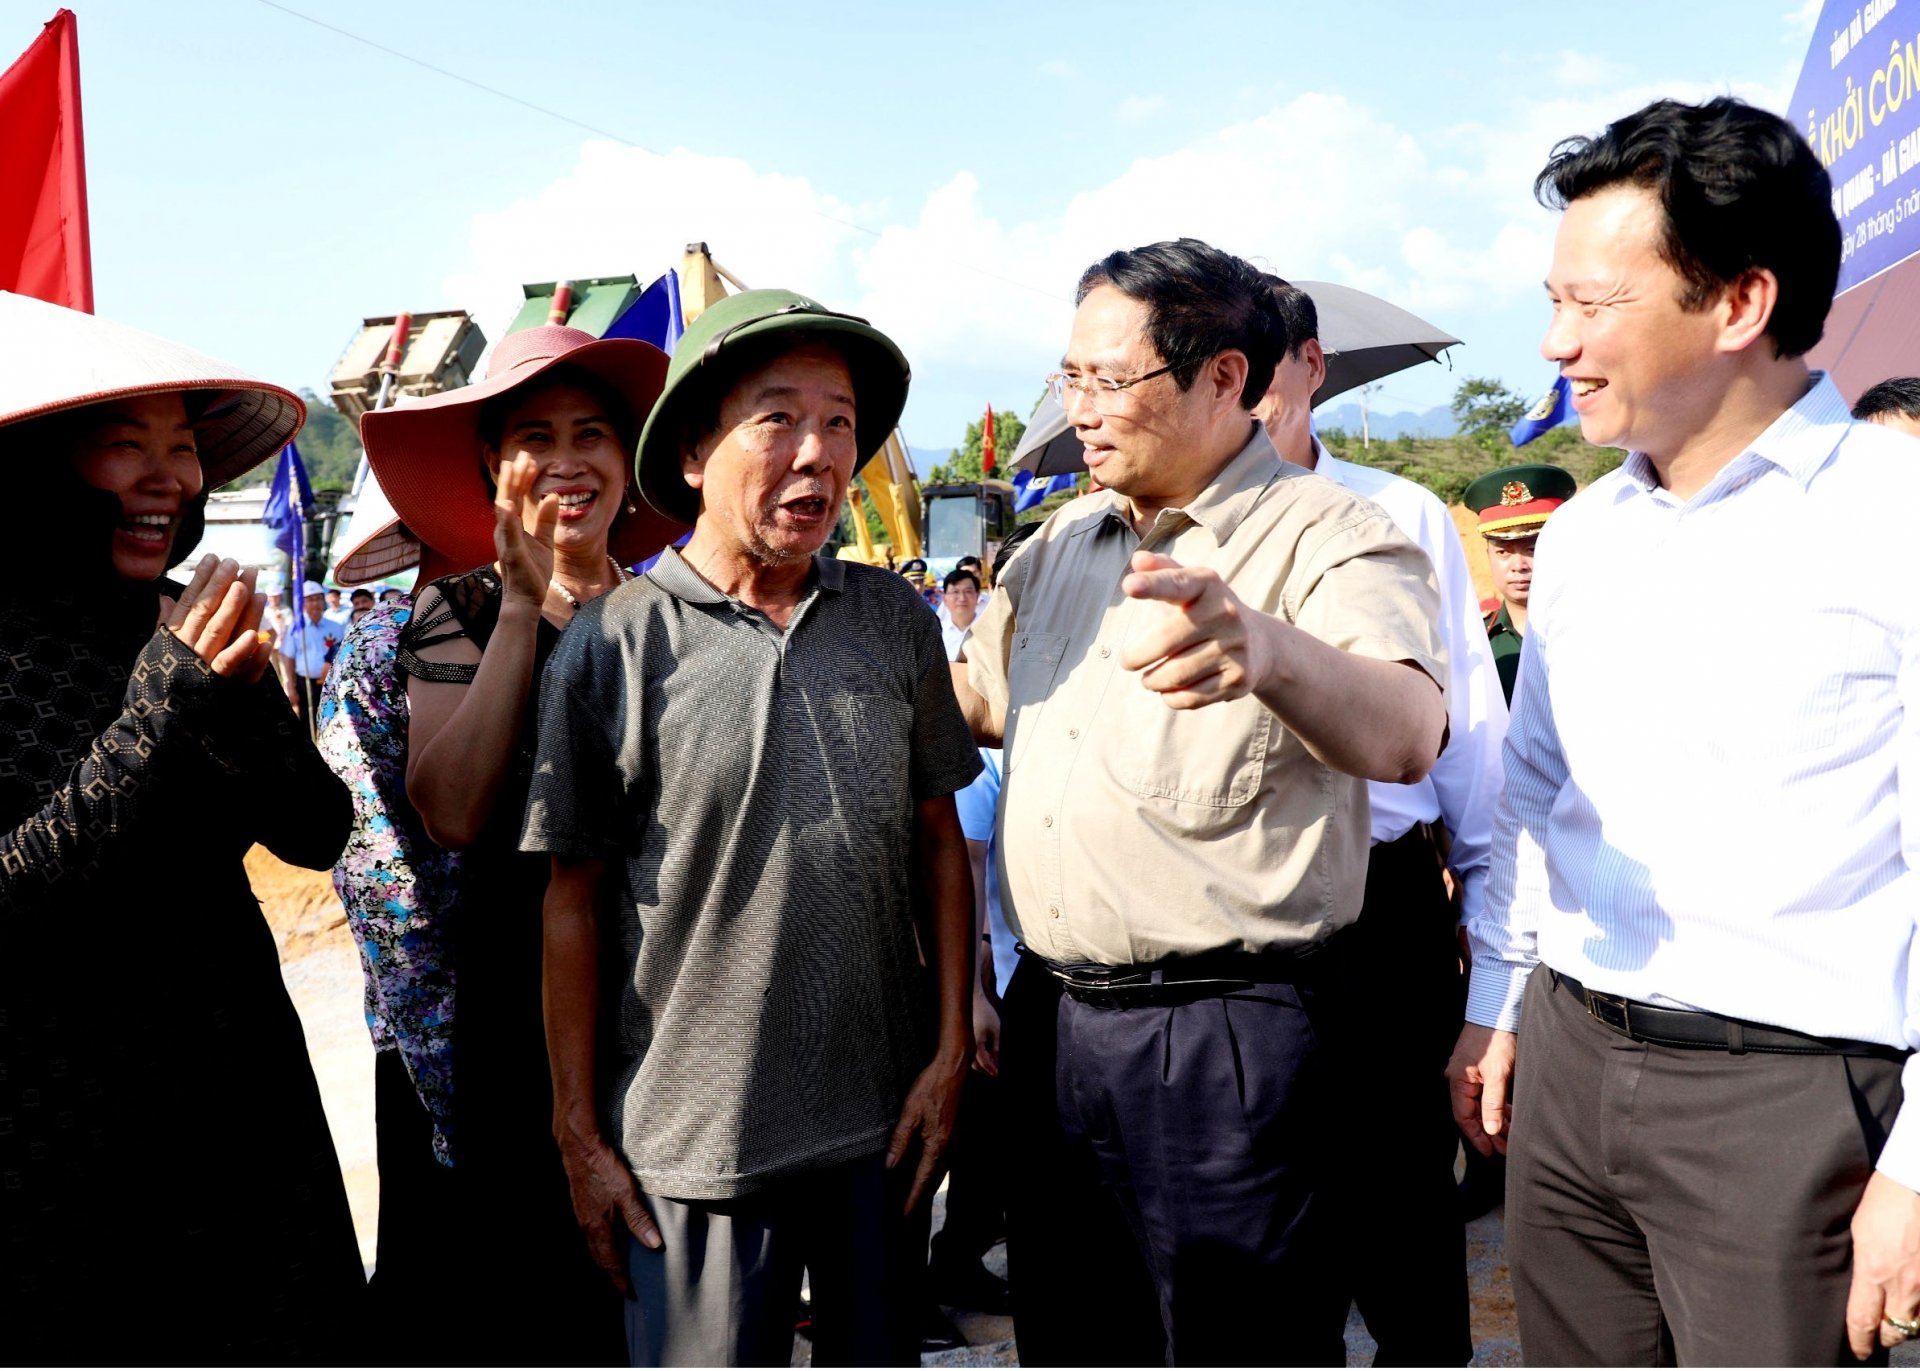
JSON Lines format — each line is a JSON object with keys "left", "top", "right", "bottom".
{"left": 721, "top": 338, "right": 857, "bottom": 411}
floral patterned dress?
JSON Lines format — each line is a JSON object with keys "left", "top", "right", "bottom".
{"left": 318, "top": 597, "right": 460, "bottom": 1163}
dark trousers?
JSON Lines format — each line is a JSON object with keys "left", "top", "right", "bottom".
{"left": 1509, "top": 968, "right": 1904, "bottom": 1366}
{"left": 1330, "top": 827, "right": 1471, "bottom": 1365}
{"left": 372, "top": 1047, "right": 625, "bottom": 1366}
{"left": 371, "top": 1048, "right": 463, "bottom": 1366}
{"left": 1001, "top": 956, "right": 1167, "bottom": 1367}
{"left": 1055, "top": 954, "right": 1349, "bottom": 1366}
{"left": 929, "top": 1067, "right": 1005, "bottom": 1273}
{"left": 624, "top": 1152, "right": 928, "bottom": 1367}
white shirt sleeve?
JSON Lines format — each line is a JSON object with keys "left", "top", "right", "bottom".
{"left": 1417, "top": 491, "right": 1507, "bottom": 929}
{"left": 1874, "top": 613, "right": 1920, "bottom": 1188}
{"left": 1467, "top": 539, "right": 1562, "bottom": 1033}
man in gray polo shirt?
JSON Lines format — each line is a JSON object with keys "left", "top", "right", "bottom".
{"left": 523, "top": 290, "right": 980, "bottom": 1368}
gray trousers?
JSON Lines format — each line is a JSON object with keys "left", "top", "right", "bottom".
{"left": 623, "top": 1150, "right": 928, "bottom": 1368}
{"left": 1508, "top": 968, "right": 1904, "bottom": 1366}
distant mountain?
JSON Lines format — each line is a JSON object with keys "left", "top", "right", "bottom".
{"left": 1314, "top": 402, "right": 1455, "bottom": 440}
{"left": 907, "top": 446, "right": 953, "bottom": 476}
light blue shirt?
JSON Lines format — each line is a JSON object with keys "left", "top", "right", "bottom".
{"left": 1469, "top": 375, "right": 1920, "bottom": 1185}
{"left": 954, "top": 747, "right": 1015, "bottom": 998}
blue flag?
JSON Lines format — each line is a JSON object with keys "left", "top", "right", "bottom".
{"left": 1013, "top": 468, "right": 1076, "bottom": 514}
{"left": 262, "top": 442, "right": 313, "bottom": 575}
{"left": 1509, "top": 375, "right": 1573, "bottom": 447}
{"left": 604, "top": 272, "right": 686, "bottom": 354}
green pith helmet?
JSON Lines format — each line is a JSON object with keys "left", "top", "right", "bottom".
{"left": 1463, "top": 462, "right": 1577, "bottom": 541}
{"left": 634, "top": 289, "right": 911, "bottom": 524}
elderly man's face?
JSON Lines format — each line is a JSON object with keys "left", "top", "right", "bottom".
{"left": 684, "top": 342, "right": 859, "bottom": 565}
{"left": 303, "top": 593, "right": 325, "bottom": 622}
{"left": 1058, "top": 286, "right": 1215, "bottom": 509}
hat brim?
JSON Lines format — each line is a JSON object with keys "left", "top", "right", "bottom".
{"left": 635, "top": 316, "right": 910, "bottom": 526}
{"left": 0, "top": 293, "right": 304, "bottom": 489}
{"left": 362, "top": 336, "right": 683, "bottom": 571}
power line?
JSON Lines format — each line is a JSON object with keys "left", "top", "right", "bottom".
{"left": 250, "top": 0, "right": 1069, "bottom": 305}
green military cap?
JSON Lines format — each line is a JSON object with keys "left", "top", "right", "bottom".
{"left": 1464, "top": 463, "right": 1577, "bottom": 541}
{"left": 635, "top": 288, "right": 911, "bottom": 525}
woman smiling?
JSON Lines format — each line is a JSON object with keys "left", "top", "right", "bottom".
{"left": 0, "top": 293, "right": 362, "bottom": 1362}
{"left": 358, "top": 325, "right": 675, "bottom": 1363}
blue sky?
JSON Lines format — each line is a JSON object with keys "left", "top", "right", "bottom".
{"left": 39, "top": 0, "right": 1823, "bottom": 453}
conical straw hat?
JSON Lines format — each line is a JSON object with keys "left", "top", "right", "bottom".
{"left": 0, "top": 290, "right": 304, "bottom": 488}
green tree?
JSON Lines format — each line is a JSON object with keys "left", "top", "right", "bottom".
{"left": 929, "top": 408, "right": 1028, "bottom": 485}
{"left": 223, "top": 388, "right": 362, "bottom": 492}
{"left": 1450, "top": 376, "right": 1527, "bottom": 453}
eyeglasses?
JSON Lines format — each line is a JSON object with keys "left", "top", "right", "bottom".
{"left": 1044, "top": 364, "right": 1174, "bottom": 411}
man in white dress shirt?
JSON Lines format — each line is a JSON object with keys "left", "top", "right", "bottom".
{"left": 1253, "top": 278, "right": 1507, "bottom": 1365}
{"left": 1447, "top": 95, "right": 1920, "bottom": 1365}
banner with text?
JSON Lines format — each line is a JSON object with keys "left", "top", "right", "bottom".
{"left": 1794, "top": 0, "right": 1920, "bottom": 292}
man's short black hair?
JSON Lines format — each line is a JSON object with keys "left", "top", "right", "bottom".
{"left": 1076, "top": 238, "right": 1288, "bottom": 408}
{"left": 1262, "top": 275, "right": 1320, "bottom": 358}
{"left": 350, "top": 588, "right": 374, "bottom": 602}
{"left": 942, "top": 568, "right": 980, "bottom": 592}
{"left": 1534, "top": 96, "right": 1838, "bottom": 359}
{"left": 1852, "top": 377, "right": 1920, "bottom": 423}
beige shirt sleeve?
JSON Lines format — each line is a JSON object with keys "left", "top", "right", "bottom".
{"left": 1288, "top": 507, "right": 1449, "bottom": 697}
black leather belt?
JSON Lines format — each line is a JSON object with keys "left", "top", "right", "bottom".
{"left": 1038, "top": 947, "right": 1319, "bottom": 1009}
{"left": 1552, "top": 970, "right": 1909, "bottom": 1060}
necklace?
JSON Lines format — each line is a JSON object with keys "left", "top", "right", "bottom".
{"left": 552, "top": 555, "right": 631, "bottom": 611}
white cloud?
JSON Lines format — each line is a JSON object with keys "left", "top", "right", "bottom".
{"left": 1038, "top": 58, "right": 1076, "bottom": 78}
{"left": 1783, "top": 0, "right": 1824, "bottom": 40}
{"left": 1552, "top": 51, "right": 1625, "bottom": 88}
{"left": 1114, "top": 93, "right": 1169, "bottom": 124}
{"left": 447, "top": 74, "right": 1816, "bottom": 436}
{"left": 443, "top": 141, "right": 872, "bottom": 360}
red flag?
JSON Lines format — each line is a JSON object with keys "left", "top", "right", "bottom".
{"left": 0, "top": 11, "right": 91, "bottom": 311}
{"left": 981, "top": 404, "right": 996, "bottom": 476}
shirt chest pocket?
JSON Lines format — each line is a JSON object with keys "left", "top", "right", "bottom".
{"left": 1112, "top": 689, "right": 1273, "bottom": 809}
{"left": 1004, "top": 632, "right": 1069, "bottom": 773}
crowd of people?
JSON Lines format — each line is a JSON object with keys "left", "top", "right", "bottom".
{"left": 5, "top": 90, "right": 1920, "bottom": 1369}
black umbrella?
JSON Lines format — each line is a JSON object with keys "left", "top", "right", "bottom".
{"left": 1296, "top": 280, "right": 1460, "bottom": 407}
{"left": 1013, "top": 282, "right": 1459, "bottom": 476}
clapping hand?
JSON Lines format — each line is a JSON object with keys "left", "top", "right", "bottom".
{"left": 157, "top": 555, "right": 275, "bottom": 685}
{"left": 495, "top": 453, "right": 558, "bottom": 610}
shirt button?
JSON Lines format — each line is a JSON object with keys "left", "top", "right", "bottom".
{"left": 1042, "top": 814, "right": 1053, "bottom": 827}
{"left": 1067, "top": 727, "right": 1079, "bottom": 739}
{"left": 1049, "top": 905, "right": 1060, "bottom": 919}
{"left": 1098, "top": 645, "right": 1110, "bottom": 658}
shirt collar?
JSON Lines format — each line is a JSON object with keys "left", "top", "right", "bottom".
{"left": 644, "top": 544, "right": 842, "bottom": 605}
{"left": 1095, "top": 421, "right": 1285, "bottom": 544}
{"left": 1620, "top": 372, "right": 1852, "bottom": 496}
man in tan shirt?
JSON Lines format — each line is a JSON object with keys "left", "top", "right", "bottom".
{"left": 958, "top": 238, "right": 1447, "bottom": 1364}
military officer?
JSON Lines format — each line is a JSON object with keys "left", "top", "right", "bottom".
{"left": 1463, "top": 463, "right": 1575, "bottom": 705}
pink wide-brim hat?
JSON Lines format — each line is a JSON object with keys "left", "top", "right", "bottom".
{"left": 0, "top": 291, "right": 304, "bottom": 489}
{"left": 359, "top": 325, "right": 682, "bottom": 572}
